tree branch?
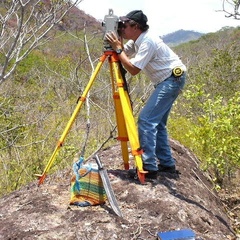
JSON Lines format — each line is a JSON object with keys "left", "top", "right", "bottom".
{"left": 0, "top": 0, "right": 83, "bottom": 84}
{"left": 221, "top": 0, "right": 240, "bottom": 19}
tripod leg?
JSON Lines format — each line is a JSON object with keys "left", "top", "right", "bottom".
{"left": 108, "top": 56, "right": 130, "bottom": 169}
{"left": 113, "top": 92, "right": 130, "bottom": 170}
{"left": 110, "top": 54, "right": 147, "bottom": 183}
{"left": 36, "top": 54, "right": 107, "bottom": 185}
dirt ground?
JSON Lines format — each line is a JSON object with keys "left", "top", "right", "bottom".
{"left": 0, "top": 139, "right": 239, "bottom": 240}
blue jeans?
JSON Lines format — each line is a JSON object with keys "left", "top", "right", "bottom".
{"left": 138, "top": 73, "right": 186, "bottom": 171}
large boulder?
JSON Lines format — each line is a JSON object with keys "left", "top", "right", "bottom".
{"left": 0, "top": 139, "right": 236, "bottom": 240}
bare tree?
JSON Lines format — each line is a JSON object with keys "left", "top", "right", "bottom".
{"left": 0, "top": 0, "right": 83, "bottom": 84}
{"left": 222, "top": 0, "right": 240, "bottom": 19}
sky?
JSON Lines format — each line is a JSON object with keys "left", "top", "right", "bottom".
{"left": 77, "top": 0, "right": 239, "bottom": 35}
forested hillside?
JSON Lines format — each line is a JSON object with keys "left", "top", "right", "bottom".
{"left": 0, "top": 2, "right": 239, "bottom": 235}
{"left": 171, "top": 26, "right": 240, "bottom": 186}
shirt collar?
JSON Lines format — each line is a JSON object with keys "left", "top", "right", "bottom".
{"left": 135, "top": 30, "right": 148, "bottom": 47}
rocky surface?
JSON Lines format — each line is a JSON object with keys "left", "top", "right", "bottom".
{"left": 0, "top": 139, "right": 238, "bottom": 240}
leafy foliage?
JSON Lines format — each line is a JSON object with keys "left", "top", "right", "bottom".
{"left": 0, "top": 13, "right": 240, "bottom": 196}
{"left": 169, "top": 27, "right": 240, "bottom": 186}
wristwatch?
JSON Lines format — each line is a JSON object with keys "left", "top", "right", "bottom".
{"left": 116, "top": 49, "right": 123, "bottom": 55}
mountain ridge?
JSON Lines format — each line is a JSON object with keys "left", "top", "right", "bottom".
{"left": 161, "top": 29, "right": 204, "bottom": 46}
{"left": 70, "top": 7, "right": 205, "bottom": 46}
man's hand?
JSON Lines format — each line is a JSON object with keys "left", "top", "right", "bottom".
{"left": 105, "top": 31, "right": 122, "bottom": 51}
{"left": 105, "top": 32, "right": 141, "bottom": 76}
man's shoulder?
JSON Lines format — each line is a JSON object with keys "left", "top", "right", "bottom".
{"left": 143, "top": 31, "right": 163, "bottom": 42}
{"left": 140, "top": 31, "right": 163, "bottom": 49}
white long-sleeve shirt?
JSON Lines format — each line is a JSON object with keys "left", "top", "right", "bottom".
{"left": 124, "top": 30, "right": 186, "bottom": 85}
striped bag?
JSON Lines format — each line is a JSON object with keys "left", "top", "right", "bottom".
{"left": 70, "top": 158, "right": 106, "bottom": 207}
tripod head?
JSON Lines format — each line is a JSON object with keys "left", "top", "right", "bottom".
{"left": 102, "top": 9, "right": 123, "bottom": 50}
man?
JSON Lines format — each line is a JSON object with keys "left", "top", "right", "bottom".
{"left": 105, "top": 10, "right": 186, "bottom": 179}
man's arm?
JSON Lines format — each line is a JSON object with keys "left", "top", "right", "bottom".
{"left": 105, "top": 32, "right": 141, "bottom": 76}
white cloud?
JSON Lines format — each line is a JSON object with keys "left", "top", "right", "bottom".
{"left": 78, "top": 0, "right": 239, "bottom": 35}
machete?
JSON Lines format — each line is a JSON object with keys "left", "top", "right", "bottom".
{"left": 94, "top": 154, "right": 123, "bottom": 217}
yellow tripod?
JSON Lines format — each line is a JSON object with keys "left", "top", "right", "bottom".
{"left": 36, "top": 50, "right": 147, "bottom": 185}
